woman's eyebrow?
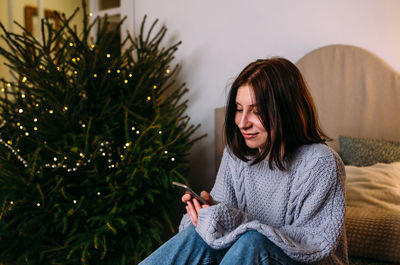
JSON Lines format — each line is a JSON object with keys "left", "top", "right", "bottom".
{"left": 235, "top": 102, "right": 257, "bottom": 107}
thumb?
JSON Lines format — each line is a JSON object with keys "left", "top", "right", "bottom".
{"left": 200, "top": 191, "right": 215, "bottom": 205}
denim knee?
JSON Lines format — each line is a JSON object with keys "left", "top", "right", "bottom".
{"left": 236, "top": 230, "right": 268, "bottom": 247}
{"left": 227, "top": 230, "right": 303, "bottom": 265}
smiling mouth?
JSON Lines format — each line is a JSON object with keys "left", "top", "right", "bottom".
{"left": 242, "top": 133, "right": 258, "bottom": 139}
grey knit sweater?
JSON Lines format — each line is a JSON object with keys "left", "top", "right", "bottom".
{"left": 179, "top": 143, "right": 349, "bottom": 264}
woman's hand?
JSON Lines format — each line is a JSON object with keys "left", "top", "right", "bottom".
{"left": 182, "top": 191, "right": 215, "bottom": 227}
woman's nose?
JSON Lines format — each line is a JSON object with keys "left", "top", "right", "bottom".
{"left": 238, "top": 112, "right": 251, "bottom": 129}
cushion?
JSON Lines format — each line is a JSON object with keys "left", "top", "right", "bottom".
{"left": 339, "top": 136, "right": 400, "bottom": 166}
{"left": 345, "top": 162, "right": 400, "bottom": 263}
{"left": 348, "top": 256, "right": 394, "bottom": 265}
{"left": 345, "top": 162, "right": 400, "bottom": 212}
{"left": 346, "top": 207, "right": 400, "bottom": 263}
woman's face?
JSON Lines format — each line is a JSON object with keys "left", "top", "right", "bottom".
{"left": 234, "top": 85, "right": 268, "bottom": 151}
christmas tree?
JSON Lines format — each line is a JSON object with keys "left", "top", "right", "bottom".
{"left": 0, "top": 2, "right": 203, "bottom": 264}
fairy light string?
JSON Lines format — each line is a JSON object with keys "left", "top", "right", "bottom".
{"left": 2, "top": 104, "right": 173, "bottom": 205}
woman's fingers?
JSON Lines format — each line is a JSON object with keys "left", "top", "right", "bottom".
{"left": 184, "top": 193, "right": 212, "bottom": 227}
{"left": 192, "top": 198, "right": 202, "bottom": 212}
{"left": 200, "top": 191, "right": 215, "bottom": 205}
{"left": 181, "top": 193, "right": 192, "bottom": 203}
{"left": 186, "top": 200, "right": 198, "bottom": 227}
{"left": 186, "top": 205, "right": 196, "bottom": 227}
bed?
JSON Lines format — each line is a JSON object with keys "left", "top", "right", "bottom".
{"left": 215, "top": 44, "right": 400, "bottom": 265}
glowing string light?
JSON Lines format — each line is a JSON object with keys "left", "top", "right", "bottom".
{"left": 0, "top": 138, "right": 28, "bottom": 167}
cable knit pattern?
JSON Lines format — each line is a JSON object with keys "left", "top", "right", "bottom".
{"left": 179, "top": 143, "right": 348, "bottom": 265}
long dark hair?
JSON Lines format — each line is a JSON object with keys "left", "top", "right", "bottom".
{"left": 225, "top": 57, "right": 329, "bottom": 170}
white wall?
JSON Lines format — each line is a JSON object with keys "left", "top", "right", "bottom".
{"left": 0, "top": 0, "right": 83, "bottom": 79}
{"left": 134, "top": 0, "right": 400, "bottom": 190}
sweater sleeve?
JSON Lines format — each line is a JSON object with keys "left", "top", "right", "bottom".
{"left": 195, "top": 152, "right": 346, "bottom": 263}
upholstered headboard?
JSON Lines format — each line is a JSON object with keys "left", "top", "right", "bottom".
{"left": 215, "top": 44, "right": 400, "bottom": 167}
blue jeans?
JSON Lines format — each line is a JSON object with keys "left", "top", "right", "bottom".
{"left": 139, "top": 225, "right": 304, "bottom": 265}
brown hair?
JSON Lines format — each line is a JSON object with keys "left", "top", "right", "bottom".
{"left": 225, "top": 57, "right": 329, "bottom": 170}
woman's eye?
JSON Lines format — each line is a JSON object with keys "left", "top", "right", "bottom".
{"left": 253, "top": 110, "right": 260, "bottom": 115}
{"left": 236, "top": 109, "right": 243, "bottom": 113}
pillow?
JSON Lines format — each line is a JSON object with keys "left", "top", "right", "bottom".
{"left": 345, "top": 162, "right": 400, "bottom": 212}
{"left": 339, "top": 136, "right": 400, "bottom": 166}
{"left": 346, "top": 207, "right": 400, "bottom": 263}
{"left": 345, "top": 162, "right": 400, "bottom": 263}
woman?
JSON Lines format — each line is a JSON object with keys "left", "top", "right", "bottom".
{"left": 139, "top": 58, "right": 348, "bottom": 265}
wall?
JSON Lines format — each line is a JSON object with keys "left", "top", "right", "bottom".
{"left": 0, "top": 0, "right": 83, "bottom": 79}
{"left": 134, "top": 0, "right": 400, "bottom": 190}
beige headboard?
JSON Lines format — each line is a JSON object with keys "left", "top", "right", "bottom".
{"left": 215, "top": 44, "right": 400, "bottom": 168}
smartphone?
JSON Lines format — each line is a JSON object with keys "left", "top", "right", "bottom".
{"left": 172, "top": 181, "right": 211, "bottom": 205}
